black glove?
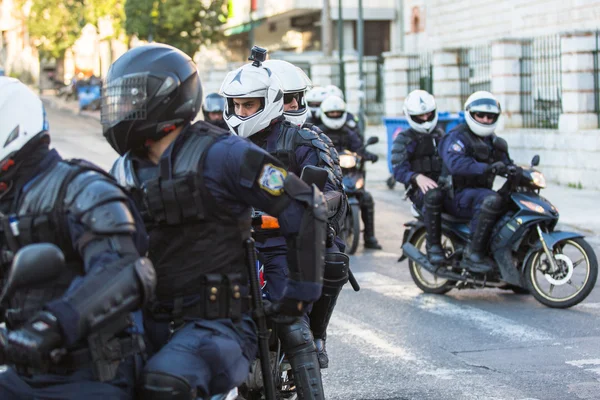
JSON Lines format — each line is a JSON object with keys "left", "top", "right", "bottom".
{"left": 486, "top": 161, "right": 507, "bottom": 176}
{"left": 365, "top": 152, "right": 378, "bottom": 163}
{"left": 5, "top": 311, "right": 65, "bottom": 368}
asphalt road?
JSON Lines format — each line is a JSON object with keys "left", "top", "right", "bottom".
{"left": 46, "top": 106, "right": 600, "bottom": 400}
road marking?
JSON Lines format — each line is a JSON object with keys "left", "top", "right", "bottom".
{"left": 566, "top": 359, "right": 600, "bottom": 379}
{"left": 577, "top": 302, "right": 600, "bottom": 309}
{"left": 352, "top": 271, "right": 554, "bottom": 342}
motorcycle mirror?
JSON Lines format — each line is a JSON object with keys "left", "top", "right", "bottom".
{"left": 366, "top": 136, "right": 379, "bottom": 145}
{"left": 300, "top": 165, "right": 328, "bottom": 191}
{"left": 1, "top": 244, "right": 65, "bottom": 299}
{"left": 531, "top": 155, "right": 540, "bottom": 167}
{"left": 492, "top": 137, "right": 509, "bottom": 154}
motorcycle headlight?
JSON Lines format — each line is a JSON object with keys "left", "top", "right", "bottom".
{"left": 339, "top": 154, "right": 357, "bottom": 169}
{"left": 531, "top": 171, "right": 546, "bottom": 188}
{"left": 355, "top": 177, "right": 364, "bottom": 190}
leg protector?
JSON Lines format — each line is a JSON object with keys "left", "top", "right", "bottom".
{"left": 360, "top": 191, "right": 382, "bottom": 249}
{"left": 278, "top": 318, "right": 325, "bottom": 400}
{"left": 462, "top": 193, "right": 503, "bottom": 274}
{"left": 423, "top": 188, "right": 445, "bottom": 265}
{"left": 138, "top": 371, "right": 197, "bottom": 400}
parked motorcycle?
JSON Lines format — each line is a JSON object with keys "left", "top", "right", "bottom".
{"left": 339, "top": 136, "right": 379, "bottom": 254}
{"left": 400, "top": 141, "right": 598, "bottom": 308}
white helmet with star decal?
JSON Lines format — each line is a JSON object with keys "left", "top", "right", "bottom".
{"left": 403, "top": 89, "right": 438, "bottom": 134}
{"left": 219, "top": 60, "right": 285, "bottom": 138}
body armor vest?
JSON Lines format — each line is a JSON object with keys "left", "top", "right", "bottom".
{"left": 323, "top": 127, "right": 351, "bottom": 153}
{"left": 1, "top": 160, "right": 103, "bottom": 329}
{"left": 404, "top": 129, "right": 443, "bottom": 181}
{"left": 112, "top": 124, "right": 251, "bottom": 301}
{"left": 450, "top": 130, "right": 502, "bottom": 191}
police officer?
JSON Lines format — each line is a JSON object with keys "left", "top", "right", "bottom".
{"left": 103, "top": 43, "right": 327, "bottom": 400}
{"left": 305, "top": 85, "right": 329, "bottom": 124}
{"left": 318, "top": 95, "right": 382, "bottom": 250}
{"left": 220, "top": 51, "right": 346, "bottom": 387}
{"left": 391, "top": 90, "right": 445, "bottom": 265}
{"left": 0, "top": 77, "right": 155, "bottom": 399}
{"left": 258, "top": 59, "right": 348, "bottom": 370}
{"left": 202, "top": 92, "right": 228, "bottom": 130}
{"left": 439, "top": 91, "right": 511, "bottom": 273}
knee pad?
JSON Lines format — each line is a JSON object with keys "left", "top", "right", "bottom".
{"left": 360, "top": 191, "right": 374, "bottom": 207}
{"left": 138, "top": 371, "right": 196, "bottom": 400}
{"left": 482, "top": 193, "right": 503, "bottom": 212}
{"left": 424, "top": 187, "right": 443, "bottom": 206}
{"left": 323, "top": 252, "right": 349, "bottom": 289}
{"left": 278, "top": 319, "right": 315, "bottom": 354}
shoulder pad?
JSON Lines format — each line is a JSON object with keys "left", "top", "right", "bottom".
{"left": 310, "top": 138, "right": 330, "bottom": 152}
{"left": 68, "top": 174, "right": 130, "bottom": 215}
{"left": 345, "top": 119, "right": 357, "bottom": 129}
{"left": 319, "top": 152, "right": 335, "bottom": 169}
{"left": 80, "top": 200, "right": 136, "bottom": 234}
{"left": 297, "top": 127, "right": 320, "bottom": 141}
{"left": 318, "top": 132, "right": 334, "bottom": 147}
{"left": 110, "top": 154, "right": 137, "bottom": 189}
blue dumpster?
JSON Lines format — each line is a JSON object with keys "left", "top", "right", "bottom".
{"left": 77, "top": 84, "right": 101, "bottom": 111}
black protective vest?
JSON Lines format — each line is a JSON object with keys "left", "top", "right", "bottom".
{"left": 112, "top": 124, "right": 251, "bottom": 301}
{"left": 450, "top": 130, "right": 503, "bottom": 191}
{"left": 405, "top": 129, "right": 443, "bottom": 181}
{"left": 323, "top": 127, "right": 351, "bottom": 152}
{"left": 0, "top": 160, "right": 102, "bottom": 329}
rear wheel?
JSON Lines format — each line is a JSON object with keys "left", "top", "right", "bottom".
{"left": 408, "top": 229, "right": 456, "bottom": 294}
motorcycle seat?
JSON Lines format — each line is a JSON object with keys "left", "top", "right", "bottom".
{"left": 441, "top": 213, "right": 470, "bottom": 224}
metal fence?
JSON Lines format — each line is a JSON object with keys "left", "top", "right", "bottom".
{"left": 458, "top": 45, "right": 492, "bottom": 106}
{"left": 407, "top": 52, "right": 433, "bottom": 94}
{"left": 520, "top": 34, "right": 562, "bottom": 129}
{"left": 594, "top": 30, "right": 600, "bottom": 128}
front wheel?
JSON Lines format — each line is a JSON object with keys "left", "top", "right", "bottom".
{"left": 344, "top": 203, "right": 361, "bottom": 255}
{"left": 525, "top": 237, "right": 598, "bottom": 308}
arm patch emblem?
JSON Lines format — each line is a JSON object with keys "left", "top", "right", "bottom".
{"left": 258, "top": 163, "right": 287, "bottom": 196}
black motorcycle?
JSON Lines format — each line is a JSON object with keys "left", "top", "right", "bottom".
{"left": 339, "top": 136, "right": 379, "bottom": 254}
{"left": 401, "top": 141, "right": 598, "bottom": 308}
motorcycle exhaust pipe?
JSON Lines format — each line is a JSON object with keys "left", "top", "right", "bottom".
{"left": 401, "top": 243, "right": 467, "bottom": 282}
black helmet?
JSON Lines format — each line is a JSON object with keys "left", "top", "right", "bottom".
{"left": 202, "top": 92, "right": 226, "bottom": 121}
{"left": 101, "top": 43, "right": 202, "bottom": 155}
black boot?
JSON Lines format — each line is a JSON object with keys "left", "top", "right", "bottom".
{"left": 423, "top": 189, "right": 446, "bottom": 265}
{"left": 278, "top": 318, "right": 325, "bottom": 399}
{"left": 361, "top": 192, "right": 382, "bottom": 250}
{"left": 461, "top": 194, "right": 503, "bottom": 274}
{"left": 309, "top": 253, "right": 349, "bottom": 369}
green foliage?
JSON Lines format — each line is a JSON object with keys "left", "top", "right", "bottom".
{"left": 567, "top": 182, "right": 584, "bottom": 190}
{"left": 124, "top": 0, "right": 229, "bottom": 56}
{"left": 23, "top": 0, "right": 87, "bottom": 59}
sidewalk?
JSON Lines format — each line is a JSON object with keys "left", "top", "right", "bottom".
{"left": 40, "top": 93, "right": 100, "bottom": 122}
{"left": 364, "top": 124, "right": 600, "bottom": 240}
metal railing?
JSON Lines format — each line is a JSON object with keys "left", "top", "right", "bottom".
{"left": 594, "top": 30, "right": 600, "bottom": 128}
{"left": 407, "top": 52, "right": 433, "bottom": 94}
{"left": 520, "top": 34, "right": 562, "bottom": 129}
{"left": 459, "top": 45, "right": 492, "bottom": 106}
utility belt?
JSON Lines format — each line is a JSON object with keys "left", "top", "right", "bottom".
{"left": 147, "top": 273, "right": 250, "bottom": 325}
{"left": 13, "top": 333, "right": 145, "bottom": 382}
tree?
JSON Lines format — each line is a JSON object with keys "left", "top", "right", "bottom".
{"left": 124, "top": 0, "right": 229, "bottom": 57}
{"left": 23, "top": 0, "right": 87, "bottom": 60}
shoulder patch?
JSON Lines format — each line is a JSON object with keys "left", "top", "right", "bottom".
{"left": 258, "top": 163, "right": 288, "bottom": 196}
{"left": 345, "top": 119, "right": 357, "bottom": 129}
{"left": 449, "top": 140, "right": 465, "bottom": 153}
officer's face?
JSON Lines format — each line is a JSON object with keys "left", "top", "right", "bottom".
{"left": 283, "top": 92, "right": 300, "bottom": 111}
{"left": 233, "top": 98, "right": 262, "bottom": 117}
{"left": 325, "top": 111, "right": 343, "bottom": 119}
{"left": 208, "top": 112, "right": 223, "bottom": 121}
{"left": 473, "top": 112, "right": 497, "bottom": 125}
{"left": 415, "top": 112, "right": 433, "bottom": 122}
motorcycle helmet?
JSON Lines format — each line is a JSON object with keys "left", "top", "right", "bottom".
{"left": 464, "top": 91, "right": 501, "bottom": 137}
{"left": 403, "top": 89, "right": 438, "bottom": 134}
{"left": 219, "top": 59, "right": 285, "bottom": 138}
{"left": 320, "top": 95, "right": 347, "bottom": 131}
{"left": 101, "top": 43, "right": 202, "bottom": 155}
{"left": 325, "top": 84, "right": 344, "bottom": 101}
{"left": 305, "top": 86, "right": 329, "bottom": 120}
{"left": 262, "top": 59, "right": 312, "bottom": 126}
{"left": 202, "top": 92, "right": 226, "bottom": 120}
{"left": 0, "top": 77, "right": 49, "bottom": 172}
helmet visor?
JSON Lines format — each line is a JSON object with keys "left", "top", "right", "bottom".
{"left": 101, "top": 73, "right": 149, "bottom": 127}
{"left": 204, "top": 95, "right": 226, "bottom": 113}
{"left": 409, "top": 110, "right": 436, "bottom": 124}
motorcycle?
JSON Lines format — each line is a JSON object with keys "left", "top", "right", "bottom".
{"left": 400, "top": 139, "right": 598, "bottom": 308}
{"left": 339, "top": 136, "right": 379, "bottom": 254}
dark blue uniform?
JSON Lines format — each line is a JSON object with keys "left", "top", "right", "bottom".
{"left": 439, "top": 124, "right": 511, "bottom": 232}
{"left": 0, "top": 148, "right": 153, "bottom": 400}
{"left": 112, "top": 121, "right": 326, "bottom": 398}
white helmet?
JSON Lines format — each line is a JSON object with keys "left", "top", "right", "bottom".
{"left": 464, "top": 91, "right": 501, "bottom": 137}
{"left": 0, "top": 77, "right": 49, "bottom": 166}
{"left": 305, "top": 86, "right": 329, "bottom": 119}
{"left": 219, "top": 62, "right": 284, "bottom": 138}
{"left": 262, "top": 60, "right": 312, "bottom": 126}
{"left": 325, "top": 84, "right": 344, "bottom": 100}
{"left": 403, "top": 90, "right": 438, "bottom": 134}
{"left": 320, "top": 95, "right": 347, "bottom": 131}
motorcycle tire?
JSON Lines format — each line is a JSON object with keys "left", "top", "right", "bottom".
{"left": 407, "top": 229, "right": 455, "bottom": 294}
{"left": 345, "top": 203, "right": 361, "bottom": 255}
{"left": 525, "top": 237, "right": 598, "bottom": 308}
